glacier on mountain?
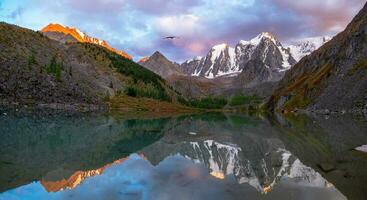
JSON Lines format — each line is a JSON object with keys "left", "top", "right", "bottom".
{"left": 182, "top": 33, "right": 330, "bottom": 79}
{"left": 182, "top": 32, "right": 295, "bottom": 79}
{"left": 286, "top": 36, "right": 332, "bottom": 61}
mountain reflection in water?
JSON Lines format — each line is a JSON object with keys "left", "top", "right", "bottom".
{"left": 0, "top": 112, "right": 366, "bottom": 200}
{"left": 40, "top": 156, "right": 138, "bottom": 192}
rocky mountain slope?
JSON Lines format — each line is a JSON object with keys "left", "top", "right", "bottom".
{"left": 0, "top": 22, "right": 175, "bottom": 109}
{"left": 139, "top": 51, "right": 278, "bottom": 98}
{"left": 138, "top": 51, "right": 185, "bottom": 78}
{"left": 267, "top": 2, "right": 367, "bottom": 113}
{"left": 139, "top": 52, "right": 221, "bottom": 98}
{"left": 138, "top": 33, "right": 331, "bottom": 99}
{"left": 41, "top": 23, "right": 132, "bottom": 60}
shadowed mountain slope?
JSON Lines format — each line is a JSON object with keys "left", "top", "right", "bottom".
{"left": 267, "top": 3, "right": 367, "bottom": 113}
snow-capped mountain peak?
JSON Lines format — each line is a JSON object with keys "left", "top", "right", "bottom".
{"left": 181, "top": 32, "right": 297, "bottom": 80}
{"left": 286, "top": 36, "right": 332, "bottom": 61}
{"left": 252, "top": 32, "right": 279, "bottom": 45}
{"left": 212, "top": 43, "right": 228, "bottom": 50}
{"left": 210, "top": 43, "right": 230, "bottom": 63}
{"left": 239, "top": 32, "right": 279, "bottom": 46}
{"left": 181, "top": 33, "right": 328, "bottom": 82}
{"left": 200, "top": 43, "right": 237, "bottom": 78}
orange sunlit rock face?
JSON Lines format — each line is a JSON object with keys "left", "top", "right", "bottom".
{"left": 40, "top": 154, "right": 145, "bottom": 192}
{"left": 263, "top": 185, "right": 272, "bottom": 194}
{"left": 40, "top": 169, "right": 105, "bottom": 192}
{"left": 41, "top": 23, "right": 132, "bottom": 60}
{"left": 138, "top": 56, "right": 150, "bottom": 63}
{"left": 210, "top": 171, "right": 225, "bottom": 179}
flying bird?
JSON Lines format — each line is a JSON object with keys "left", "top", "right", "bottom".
{"left": 163, "top": 36, "right": 180, "bottom": 40}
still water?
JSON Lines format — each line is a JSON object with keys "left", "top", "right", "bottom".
{"left": 0, "top": 112, "right": 366, "bottom": 200}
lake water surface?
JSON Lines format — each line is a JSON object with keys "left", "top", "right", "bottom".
{"left": 0, "top": 112, "right": 366, "bottom": 200}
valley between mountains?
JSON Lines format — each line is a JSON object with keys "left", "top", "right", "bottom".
{"left": 0, "top": 2, "right": 366, "bottom": 115}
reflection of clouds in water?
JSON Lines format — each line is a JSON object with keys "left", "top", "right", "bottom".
{"left": 59, "top": 154, "right": 153, "bottom": 200}
{"left": 0, "top": 154, "right": 245, "bottom": 200}
{"left": 0, "top": 154, "right": 346, "bottom": 200}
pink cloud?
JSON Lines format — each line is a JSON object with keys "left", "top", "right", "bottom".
{"left": 274, "top": 0, "right": 366, "bottom": 33}
{"left": 187, "top": 42, "right": 206, "bottom": 53}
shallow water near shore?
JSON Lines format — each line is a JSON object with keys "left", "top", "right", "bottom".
{"left": 0, "top": 112, "right": 366, "bottom": 200}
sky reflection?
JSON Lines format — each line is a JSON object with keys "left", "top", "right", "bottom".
{"left": 0, "top": 153, "right": 346, "bottom": 200}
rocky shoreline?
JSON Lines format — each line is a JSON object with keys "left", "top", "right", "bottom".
{"left": 281, "top": 107, "right": 367, "bottom": 118}
{"left": 0, "top": 101, "right": 107, "bottom": 115}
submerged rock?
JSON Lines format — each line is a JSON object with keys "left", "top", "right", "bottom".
{"left": 355, "top": 145, "right": 367, "bottom": 153}
{"left": 318, "top": 163, "right": 336, "bottom": 173}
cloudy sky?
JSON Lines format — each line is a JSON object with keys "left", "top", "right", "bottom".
{"left": 0, "top": 0, "right": 365, "bottom": 62}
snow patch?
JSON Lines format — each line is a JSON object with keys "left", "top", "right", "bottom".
{"left": 279, "top": 47, "right": 292, "bottom": 71}
{"left": 266, "top": 148, "right": 332, "bottom": 190}
{"left": 185, "top": 56, "right": 202, "bottom": 64}
{"left": 75, "top": 28, "right": 85, "bottom": 39}
{"left": 188, "top": 132, "right": 198, "bottom": 135}
{"left": 286, "top": 36, "right": 332, "bottom": 61}
{"left": 210, "top": 43, "right": 227, "bottom": 64}
{"left": 288, "top": 159, "right": 326, "bottom": 187}
{"left": 355, "top": 145, "right": 367, "bottom": 153}
{"left": 189, "top": 140, "right": 241, "bottom": 176}
{"left": 192, "top": 67, "right": 202, "bottom": 76}
{"left": 204, "top": 44, "right": 240, "bottom": 79}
